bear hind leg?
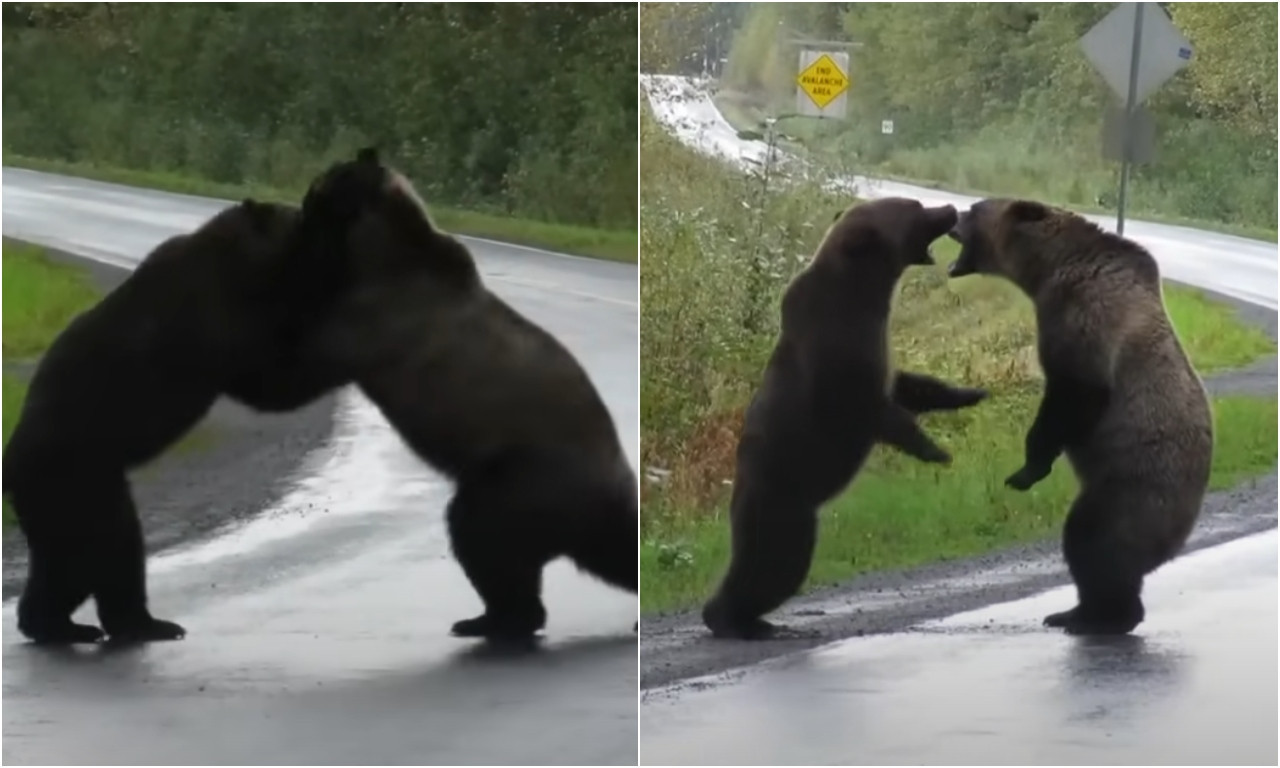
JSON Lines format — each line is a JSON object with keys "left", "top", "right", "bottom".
{"left": 91, "top": 476, "right": 186, "bottom": 643}
{"left": 11, "top": 476, "right": 102, "bottom": 644}
{"left": 1046, "top": 488, "right": 1145, "bottom": 635}
{"left": 562, "top": 479, "right": 637, "bottom": 595}
{"left": 446, "top": 480, "right": 550, "bottom": 641}
{"left": 17, "top": 547, "right": 100, "bottom": 645}
{"left": 702, "top": 484, "right": 819, "bottom": 640}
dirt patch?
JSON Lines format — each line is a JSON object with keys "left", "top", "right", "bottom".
{"left": 2, "top": 247, "right": 340, "bottom": 599}
{"left": 640, "top": 283, "right": 1277, "bottom": 690}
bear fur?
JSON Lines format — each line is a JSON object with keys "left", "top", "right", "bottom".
{"left": 701, "top": 197, "right": 988, "bottom": 640}
{"left": 290, "top": 148, "right": 637, "bottom": 640}
{"left": 3, "top": 200, "right": 349, "bottom": 645}
{"left": 947, "top": 197, "right": 1214, "bottom": 635}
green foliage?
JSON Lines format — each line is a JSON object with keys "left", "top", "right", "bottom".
{"left": 640, "top": 106, "right": 840, "bottom": 512}
{"left": 716, "top": 2, "right": 1277, "bottom": 233}
{"left": 2, "top": 2, "right": 636, "bottom": 230}
{"left": 1169, "top": 2, "right": 1278, "bottom": 142}
{"left": 2, "top": 239, "right": 102, "bottom": 359}
{"left": 640, "top": 3, "right": 743, "bottom": 76}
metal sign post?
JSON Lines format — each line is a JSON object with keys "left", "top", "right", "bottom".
{"left": 1080, "top": 3, "right": 1193, "bottom": 236}
{"left": 1116, "top": 3, "right": 1145, "bottom": 237}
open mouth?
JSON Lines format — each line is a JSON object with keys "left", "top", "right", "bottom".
{"left": 918, "top": 206, "right": 958, "bottom": 265}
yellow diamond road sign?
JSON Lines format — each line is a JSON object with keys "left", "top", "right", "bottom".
{"left": 797, "top": 54, "right": 849, "bottom": 109}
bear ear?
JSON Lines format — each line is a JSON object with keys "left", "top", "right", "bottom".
{"left": 1006, "top": 199, "right": 1050, "bottom": 224}
{"left": 356, "top": 147, "right": 380, "bottom": 165}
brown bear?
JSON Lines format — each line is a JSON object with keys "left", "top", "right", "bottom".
{"left": 947, "top": 197, "right": 1214, "bottom": 635}
{"left": 701, "top": 197, "right": 989, "bottom": 640}
{"left": 287, "top": 148, "right": 637, "bottom": 641}
{"left": 3, "top": 200, "right": 349, "bottom": 645}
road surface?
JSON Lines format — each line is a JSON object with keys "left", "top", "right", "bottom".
{"left": 638, "top": 74, "right": 1277, "bottom": 765}
{"left": 1, "top": 167, "right": 639, "bottom": 766}
{"left": 641, "top": 529, "right": 1278, "bottom": 766}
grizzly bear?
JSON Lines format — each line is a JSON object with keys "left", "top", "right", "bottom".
{"left": 289, "top": 148, "right": 637, "bottom": 641}
{"left": 947, "top": 197, "right": 1214, "bottom": 635}
{"left": 701, "top": 198, "right": 988, "bottom": 640}
{"left": 3, "top": 200, "right": 349, "bottom": 645}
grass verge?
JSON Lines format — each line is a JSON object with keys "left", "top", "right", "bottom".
{"left": 639, "top": 109, "right": 1278, "bottom": 615}
{"left": 4, "top": 154, "right": 638, "bottom": 264}
{"left": 3, "top": 239, "right": 102, "bottom": 358}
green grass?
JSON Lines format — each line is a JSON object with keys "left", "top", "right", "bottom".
{"left": 642, "top": 393, "right": 1277, "bottom": 614}
{"left": 3, "top": 239, "right": 102, "bottom": 359}
{"left": 1164, "top": 286, "right": 1277, "bottom": 371}
{"left": 4, "top": 154, "right": 638, "bottom": 264}
{"left": 712, "top": 90, "right": 1279, "bottom": 244}
{"left": 639, "top": 109, "right": 1278, "bottom": 615}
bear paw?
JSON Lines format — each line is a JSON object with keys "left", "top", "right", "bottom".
{"left": 451, "top": 612, "right": 543, "bottom": 641}
{"left": 23, "top": 621, "right": 105, "bottom": 645}
{"left": 706, "top": 616, "right": 783, "bottom": 641}
{"left": 1045, "top": 606, "right": 1141, "bottom": 636}
{"left": 1005, "top": 464, "right": 1048, "bottom": 491}
{"left": 104, "top": 618, "right": 187, "bottom": 645}
{"left": 954, "top": 387, "right": 990, "bottom": 409}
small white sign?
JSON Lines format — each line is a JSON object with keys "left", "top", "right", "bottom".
{"left": 881, "top": 120, "right": 894, "bottom": 135}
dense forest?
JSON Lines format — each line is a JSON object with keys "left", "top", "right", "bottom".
{"left": 641, "top": 2, "right": 1276, "bottom": 234}
{"left": 3, "top": 2, "right": 637, "bottom": 230}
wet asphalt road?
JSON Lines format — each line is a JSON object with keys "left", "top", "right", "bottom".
{"left": 641, "top": 529, "right": 1278, "bottom": 766}
{"left": 1, "top": 168, "right": 639, "bottom": 766}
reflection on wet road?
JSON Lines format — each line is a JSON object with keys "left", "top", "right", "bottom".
{"left": 2, "top": 168, "right": 638, "bottom": 766}
{"left": 641, "top": 529, "right": 1277, "bottom": 766}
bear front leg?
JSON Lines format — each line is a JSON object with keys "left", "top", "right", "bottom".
{"left": 1007, "top": 374, "right": 1109, "bottom": 491}
{"left": 877, "top": 405, "right": 952, "bottom": 465}
{"left": 891, "top": 371, "right": 988, "bottom": 414}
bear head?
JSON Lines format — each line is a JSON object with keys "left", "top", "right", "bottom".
{"left": 946, "top": 197, "right": 1064, "bottom": 284}
{"left": 823, "top": 197, "right": 958, "bottom": 275}
{"left": 298, "top": 148, "right": 475, "bottom": 286}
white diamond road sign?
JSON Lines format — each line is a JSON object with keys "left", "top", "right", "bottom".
{"left": 1080, "top": 2, "right": 1193, "bottom": 105}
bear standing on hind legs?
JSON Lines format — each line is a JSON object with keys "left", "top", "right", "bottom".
{"left": 3, "top": 200, "right": 349, "bottom": 645}
{"left": 701, "top": 198, "right": 989, "bottom": 641}
{"left": 292, "top": 149, "right": 637, "bottom": 641}
{"left": 947, "top": 197, "right": 1213, "bottom": 635}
